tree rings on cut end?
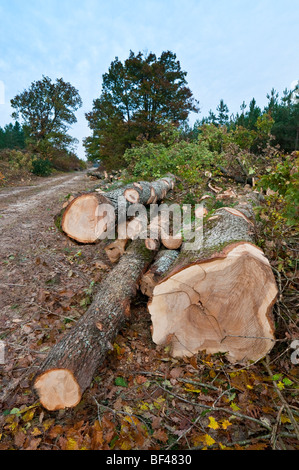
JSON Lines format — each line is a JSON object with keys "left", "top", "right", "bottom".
{"left": 124, "top": 188, "right": 140, "bottom": 204}
{"left": 149, "top": 243, "right": 277, "bottom": 363}
{"left": 61, "top": 194, "right": 100, "bottom": 243}
{"left": 34, "top": 369, "right": 81, "bottom": 411}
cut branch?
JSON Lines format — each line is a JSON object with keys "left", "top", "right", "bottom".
{"left": 145, "top": 209, "right": 183, "bottom": 251}
{"left": 104, "top": 238, "right": 129, "bottom": 263}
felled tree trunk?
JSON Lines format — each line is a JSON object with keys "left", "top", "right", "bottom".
{"left": 33, "top": 239, "right": 158, "bottom": 411}
{"left": 219, "top": 165, "right": 254, "bottom": 186}
{"left": 61, "top": 175, "right": 176, "bottom": 244}
{"left": 148, "top": 202, "right": 278, "bottom": 364}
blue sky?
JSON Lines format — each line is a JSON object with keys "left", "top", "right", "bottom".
{"left": 0, "top": 0, "right": 298, "bottom": 159}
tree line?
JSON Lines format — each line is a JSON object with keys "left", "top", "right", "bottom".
{"left": 1, "top": 50, "right": 298, "bottom": 173}
{"left": 0, "top": 122, "right": 26, "bottom": 150}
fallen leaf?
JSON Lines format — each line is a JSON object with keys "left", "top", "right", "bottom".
{"left": 204, "top": 434, "right": 216, "bottom": 447}
{"left": 25, "top": 438, "right": 41, "bottom": 450}
{"left": 90, "top": 420, "right": 104, "bottom": 450}
{"left": 153, "top": 429, "right": 168, "bottom": 443}
{"left": 170, "top": 367, "right": 183, "bottom": 379}
{"left": 115, "top": 377, "right": 128, "bottom": 388}
{"left": 230, "top": 402, "right": 241, "bottom": 411}
{"left": 221, "top": 419, "right": 232, "bottom": 430}
{"left": 66, "top": 437, "right": 79, "bottom": 450}
{"left": 208, "top": 416, "right": 220, "bottom": 430}
{"left": 31, "top": 427, "right": 42, "bottom": 437}
{"left": 151, "top": 417, "right": 162, "bottom": 430}
{"left": 14, "top": 430, "right": 26, "bottom": 448}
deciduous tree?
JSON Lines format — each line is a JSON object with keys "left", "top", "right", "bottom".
{"left": 84, "top": 50, "right": 199, "bottom": 168}
{"left": 11, "top": 76, "right": 82, "bottom": 154}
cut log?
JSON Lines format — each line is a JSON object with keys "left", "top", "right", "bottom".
{"left": 219, "top": 165, "right": 254, "bottom": 186}
{"left": 33, "top": 239, "right": 158, "bottom": 411}
{"left": 103, "top": 217, "right": 145, "bottom": 263}
{"left": 140, "top": 249, "right": 180, "bottom": 297}
{"left": 145, "top": 209, "right": 183, "bottom": 251}
{"left": 148, "top": 201, "right": 278, "bottom": 364}
{"left": 61, "top": 175, "right": 176, "bottom": 244}
{"left": 104, "top": 238, "right": 129, "bottom": 263}
{"left": 87, "top": 170, "right": 104, "bottom": 180}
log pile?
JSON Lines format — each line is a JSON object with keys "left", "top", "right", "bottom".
{"left": 61, "top": 174, "right": 176, "bottom": 244}
{"left": 86, "top": 168, "right": 122, "bottom": 181}
{"left": 33, "top": 175, "right": 278, "bottom": 411}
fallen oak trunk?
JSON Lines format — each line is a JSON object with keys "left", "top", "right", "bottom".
{"left": 148, "top": 201, "right": 278, "bottom": 364}
{"left": 124, "top": 177, "right": 175, "bottom": 204}
{"left": 33, "top": 239, "right": 158, "bottom": 411}
{"left": 61, "top": 175, "right": 176, "bottom": 244}
{"left": 219, "top": 165, "right": 254, "bottom": 186}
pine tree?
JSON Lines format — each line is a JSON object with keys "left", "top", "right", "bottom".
{"left": 216, "top": 99, "right": 229, "bottom": 126}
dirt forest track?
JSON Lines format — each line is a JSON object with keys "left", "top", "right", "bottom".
{"left": 0, "top": 172, "right": 93, "bottom": 236}
{"left": 0, "top": 171, "right": 109, "bottom": 401}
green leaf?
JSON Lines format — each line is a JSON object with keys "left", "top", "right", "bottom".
{"left": 282, "top": 377, "right": 293, "bottom": 386}
{"left": 115, "top": 377, "right": 128, "bottom": 388}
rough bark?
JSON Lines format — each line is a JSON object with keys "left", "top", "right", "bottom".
{"left": 33, "top": 239, "right": 158, "bottom": 411}
{"left": 61, "top": 175, "right": 176, "bottom": 244}
{"left": 148, "top": 201, "right": 278, "bottom": 364}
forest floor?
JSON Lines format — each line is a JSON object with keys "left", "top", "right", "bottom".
{"left": 0, "top": 171, "right": 298, "bottom": 451}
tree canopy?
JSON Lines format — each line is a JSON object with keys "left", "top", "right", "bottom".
{"left": 84, "top": 50, "right": 199, "bottom": 167}
{"left": 11, "top": 76, "right": 82, "bottom": 153}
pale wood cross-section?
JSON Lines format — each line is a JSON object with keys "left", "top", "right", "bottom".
{"left": 148, "top": 202, "right": 278, "bottom": 364}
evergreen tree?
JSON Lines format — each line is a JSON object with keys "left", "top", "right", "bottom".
{"left": 0, "top": 121, "right": 25, "bottom": 149}
{"left": 216, "top": 99, "right": 229, "bottom": 126}
{"left": 266, "top": 88, "right": 299, "bottom": 152}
